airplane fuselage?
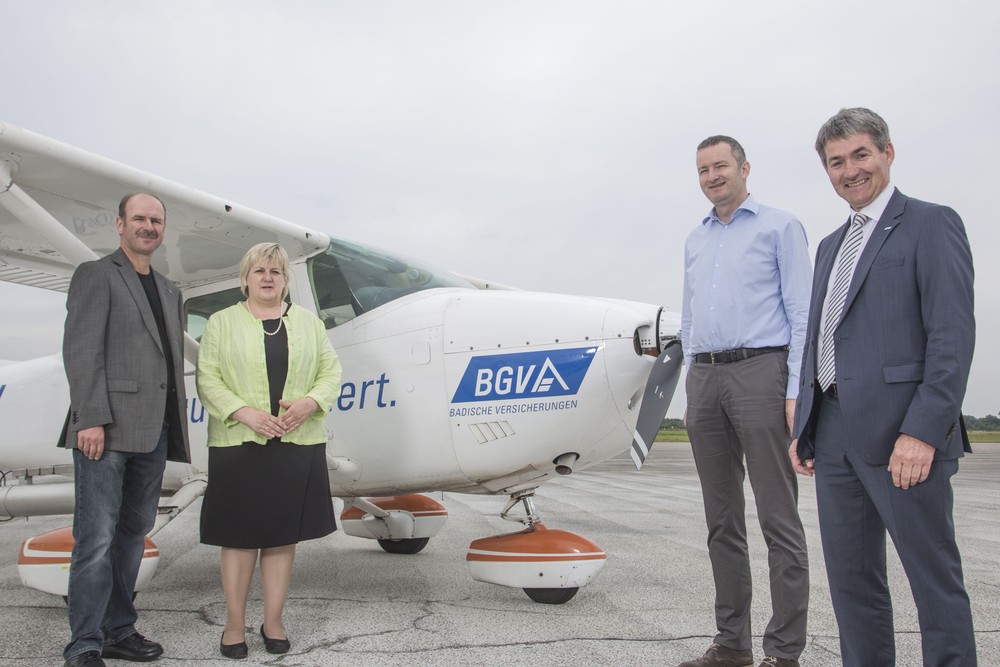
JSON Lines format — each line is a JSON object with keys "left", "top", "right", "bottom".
{"left": 1, "top": 275, "right": 671, "bottom": 499}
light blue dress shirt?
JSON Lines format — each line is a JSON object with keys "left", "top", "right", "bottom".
{"left": 681, "top": 194, "right": 812, "bottom": 398}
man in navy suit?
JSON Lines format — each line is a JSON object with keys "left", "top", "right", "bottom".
{"left": 791, "top": 108, "right": 976, "bottom": 665}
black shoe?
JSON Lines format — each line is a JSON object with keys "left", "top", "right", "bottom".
{"left": 260, "top": 624, "right": 290, "bottom": 654}
{"left": 100, "top": 632, "right": 163, "bottom": 662}
{"left": 219, "top": 632, "right": 248, "bottom": 660}
{"left": 64, "top": 651, "right": 106, "bottom": 667}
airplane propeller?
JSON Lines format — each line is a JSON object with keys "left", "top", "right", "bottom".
{"left": 629, "top": 339, "right": 683, "bottom": 470}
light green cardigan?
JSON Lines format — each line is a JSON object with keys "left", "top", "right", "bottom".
{"left": 196, "top": 302, "right": 342, "bottom": 447}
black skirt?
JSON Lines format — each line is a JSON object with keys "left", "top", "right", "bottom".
{"left": 200, "top": 440, "right": 337, "bottom": 549}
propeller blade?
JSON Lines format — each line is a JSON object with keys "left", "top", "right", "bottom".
{"left": 630, "top": 340, "right": 683, "bottom": 470}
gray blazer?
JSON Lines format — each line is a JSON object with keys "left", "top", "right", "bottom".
{"left": 794, "top": 188, "right": 974, "bottom": 464}
{"left": 60, "top": 248, "right": 191, "bottom": 463}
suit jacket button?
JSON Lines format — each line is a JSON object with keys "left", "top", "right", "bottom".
{"left": 160, "top": 383, "right": 167, "bottom": 389}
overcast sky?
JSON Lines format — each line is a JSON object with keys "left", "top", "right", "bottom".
{"left": 2, "top": 1, "right": 997, "bottom": 418}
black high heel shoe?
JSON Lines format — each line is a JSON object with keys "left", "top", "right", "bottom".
{"left": 260, "top": 624, "right": 290, "bottom": 654}
{"left": 219, "top": 632, "right": 248, "bottom": 659}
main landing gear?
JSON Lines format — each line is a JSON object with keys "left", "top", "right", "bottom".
{"left": 340, "top": 494, "right": 448, "bottom": 554}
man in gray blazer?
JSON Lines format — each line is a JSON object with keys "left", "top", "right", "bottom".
{"left": 791, "top": 108, "right": 976, "bottom": 665}
{"left": 60, "top": 193, "right": 191, "bottom": 667}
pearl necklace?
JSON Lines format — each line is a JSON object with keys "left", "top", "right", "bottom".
{"left": 244, "top": 300, "right": 285, "bottom": 337}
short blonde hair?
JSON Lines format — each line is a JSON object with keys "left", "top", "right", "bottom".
{"left": 239, "top": 243, "right": 290, "bottom": 301}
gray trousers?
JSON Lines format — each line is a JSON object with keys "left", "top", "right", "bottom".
{"left": 685, "top": 351, "right": 808, "bottom": 659}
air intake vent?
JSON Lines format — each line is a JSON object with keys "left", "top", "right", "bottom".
{"left": 469, "top": 421, "right": 515, "bottom": 444}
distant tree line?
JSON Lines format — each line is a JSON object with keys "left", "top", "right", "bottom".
{"left": 964, "top": 414, "right": 1000, "bottom": 431}
{"left": 662, "top": 415, "right": 999, "bottom": 431}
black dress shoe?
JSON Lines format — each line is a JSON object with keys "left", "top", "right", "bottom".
{"left": 64, "top": 651, "right": 106, "bottom": 667}
{"left": 101, "top": 632, "right": 163, "bottom": 661}
{"left": 219, "top": 632, "right": 248, "bottom": 660}
{"left": 260, "top": 624, "right": 290, "bottom": 654}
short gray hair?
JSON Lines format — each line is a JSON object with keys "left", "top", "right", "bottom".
{"left": 815, "top": 108, "right": 891, "bottom": 163}
{"left": 697, "top": 135, "right": 747, "bottom": 166}
{"left": 118, "top": 192, "right": 166, "bottom": 220}
{"left": 239, "top": 242, "right": 290, "bottom": 301}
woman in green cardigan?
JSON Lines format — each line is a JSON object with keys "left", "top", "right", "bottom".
{"left": 197, "top": 243, "right": 342, "bottom": 659}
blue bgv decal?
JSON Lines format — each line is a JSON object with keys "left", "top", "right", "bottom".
{"left": 452, "top": 347, "right": 597, "bottom": 403}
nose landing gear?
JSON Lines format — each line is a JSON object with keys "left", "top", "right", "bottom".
{"left": 466, "top": 490, "right": 606, "bottom": 604}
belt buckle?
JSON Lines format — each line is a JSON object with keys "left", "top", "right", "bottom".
{"left": 710, "top": 351, "right": 718, "bottom": 365}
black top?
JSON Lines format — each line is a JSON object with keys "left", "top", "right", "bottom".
{"left": 262, "top": 309, "right": 289, "bottom": 445}
{"left": 137, "top": 270, "right": 177, "bottom": 425}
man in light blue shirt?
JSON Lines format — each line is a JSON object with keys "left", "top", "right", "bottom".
{"left": 677, "top": 136, "right": 811, "bottom": 667}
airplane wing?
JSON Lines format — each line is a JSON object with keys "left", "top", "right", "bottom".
{"left": 0, "top": 120, "right": 330, "bottom": 293}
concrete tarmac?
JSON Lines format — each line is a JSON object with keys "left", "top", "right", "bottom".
{"left": 1, "top": 442, "right": 998, "bottom": 666}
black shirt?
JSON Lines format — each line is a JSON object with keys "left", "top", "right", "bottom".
{"left": 137, "top": 270, "right": 176, "bottom": 399}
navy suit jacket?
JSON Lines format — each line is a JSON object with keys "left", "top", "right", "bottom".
{"left": 794, "top": 188, "right": 974, "bottom": 464}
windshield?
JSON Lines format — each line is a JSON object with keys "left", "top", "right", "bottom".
{"left": 308, "top": 238, "right": 474, "bottom": 328}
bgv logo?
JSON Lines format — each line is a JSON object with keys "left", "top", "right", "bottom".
{"left": 452, "top": 347, "right": 596, "bottom": 403}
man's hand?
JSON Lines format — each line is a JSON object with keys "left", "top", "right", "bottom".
{"left": 77, "top": 426, "right": 106, "bottom": 460}
{"left": 785, "top": 399, "right": 796, "bottom": 436}
{"left": 789, "top": 439, "right": 814, "bottom": 477}
{"left": 888, "top": 433, "right": 935, "bottom": 489}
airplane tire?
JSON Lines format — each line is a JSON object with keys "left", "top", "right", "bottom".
{"left": 377, "top": 537, "right": 430, "bottom": 554}
{"left": 523, "top": 587, "right": 578, "bottom": 604}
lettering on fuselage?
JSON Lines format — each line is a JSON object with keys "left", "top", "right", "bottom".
{"left": 0, "top": 384, "right": 6, "bottom": 400}
{"left": 337, "top": 373, "right": 394, "bottom": 411}
{"left": 186, "top": 397, "right": 205, "bottom": 423}
{"left": 183, "top": 374, "right": 397, "bottom": 421}
{"left": 451, "top": 347, "right": 596, "bottom": 404}
{"left": 449, "top": 399, "right": 579, "bottom": 418}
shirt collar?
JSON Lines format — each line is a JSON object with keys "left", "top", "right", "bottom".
{"left": 851, "top": 183, "right": 895, "bottom": 223}
{"left": 702, "top": 193, "right": 758, "bottom": 226}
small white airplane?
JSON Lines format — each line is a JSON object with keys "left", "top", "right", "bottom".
{"left": 0, "top": 120, "right": 682, "bottom": 605}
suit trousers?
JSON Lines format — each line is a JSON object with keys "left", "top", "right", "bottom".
{"left": 814, "top": 392, "right": 976, "bottom": 666}
{"left": 685, "top": 352, "right": 808, "bottom": 659}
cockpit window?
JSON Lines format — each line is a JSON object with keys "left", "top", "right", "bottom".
{"left": 308, "top": 238, "right": 474, "bottom": 329}
{"left": 185, "top": 286, "right": 244, "bottom": 341}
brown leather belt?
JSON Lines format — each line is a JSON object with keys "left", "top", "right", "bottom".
{"left": 692, "top": 346, "right": 789, "bottom": 365}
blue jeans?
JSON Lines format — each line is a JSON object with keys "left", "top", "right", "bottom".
{"left": 64, "top": 426, "right": 168, "bottom": 660}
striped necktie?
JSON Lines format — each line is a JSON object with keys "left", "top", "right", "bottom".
{"left": 817, "top": 213, "right": 867, "bottom": 391}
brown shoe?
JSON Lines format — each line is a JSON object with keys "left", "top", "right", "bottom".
{"left": 758, "top": 658, "right": 799, "bottom": 667}
{"left": 678, "top": 643, "right": 754, "bottom": 667}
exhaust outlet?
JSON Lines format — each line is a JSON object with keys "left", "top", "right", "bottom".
{"left": 553, "top": 452, "right": 580, "bottom": 476}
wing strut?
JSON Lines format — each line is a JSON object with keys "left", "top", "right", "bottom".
{"left": 0, "top": 162, "right": 99, "bottom": 267}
